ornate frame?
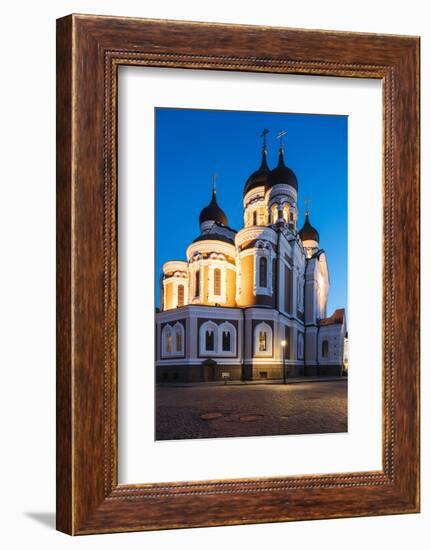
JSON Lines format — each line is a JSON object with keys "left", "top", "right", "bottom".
{"left": 56, "top": 14, "right": 420, "bottom": 534}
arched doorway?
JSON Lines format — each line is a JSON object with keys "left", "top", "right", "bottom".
{"left": 202, "top": 358, "right": 217, "bottom": 382}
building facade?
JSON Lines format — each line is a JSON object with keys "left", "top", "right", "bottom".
{"left": 156, "top": 139, "right": 346, "bottom": 382}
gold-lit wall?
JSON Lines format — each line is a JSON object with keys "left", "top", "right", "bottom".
{"left": 235, "top": 253, "right": 274, "bottom": 307}
{"left": 163, "top": 280, "right": 174, "bottom": 310}
{"left": 201, "top": 264, "right": 209, "bottom": 303}
{"left": 236, "top": 254, "right": 254, "bottom": 306}
{"left": 163, "top": 259, "right": 237, "bottom": 310}
{"left": 225, "top": 268, "right": 237, "bottom": 306}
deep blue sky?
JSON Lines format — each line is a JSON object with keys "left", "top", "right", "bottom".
{"left": 155, "top": 108, "right": 347, "bottom": 316}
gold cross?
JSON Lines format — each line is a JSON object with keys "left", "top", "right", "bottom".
{"left": 276, "top": 130, "right": 287, "bottom": 148}
{"left": 260, "top": 128, "right": 270, "bottom": 147}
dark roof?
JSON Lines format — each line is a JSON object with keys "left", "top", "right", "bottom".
{"left": 199, "top": 190, "right": 228, "bottom": 226}
{"left": 192, "top": 233, "right": 235, "bottom": 245}
{"left": 307, "top": 249, "right": 325, "bottom": 260}
{"left": 212, "top": 220, "right": 237, "bottom": 234}
{"left": 269, "top": 148, "right": 298, "bottom": 191}
{"left": 318, "top": 308, "right": 345, "bottom": 326}
{"left": 243, "top": 148, "right": 271, "bottom": 195}
{"left": 299, "top": 213, "right": 320, "bottom": 243}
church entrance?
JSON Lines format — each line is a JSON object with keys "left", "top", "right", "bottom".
{"left": 202, "top": 358, "right": 217, "bottom": 382}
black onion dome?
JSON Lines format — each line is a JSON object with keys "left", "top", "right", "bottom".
{"left": 243, "top": 148, "right": 271, "bottom": 196}
{"left": 269, "top": 149, "right": 298, "bottom": 191}
{"left": 199, "top": 190, "right": 228, "bottom": 226}
{"left": 299, "top": 213, "right": 320, "bottom": 243}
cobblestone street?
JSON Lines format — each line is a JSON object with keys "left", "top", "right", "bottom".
{"left": 156, "top": 379, "right": 347, "bottom": 440}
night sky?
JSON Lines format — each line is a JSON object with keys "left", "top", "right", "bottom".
{"left": 155, "top": 107, "right": 348, "bottom": 316}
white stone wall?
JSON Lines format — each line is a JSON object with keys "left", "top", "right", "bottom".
{"left": 318, "top": 324, "right": 346, "bottom": 366}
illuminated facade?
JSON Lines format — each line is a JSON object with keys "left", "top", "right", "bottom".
{"left": 156, "top": 137, "right": 346, "bottom": 382}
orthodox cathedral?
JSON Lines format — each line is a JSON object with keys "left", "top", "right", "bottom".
{"left": 155, "top": 133, "right": 347, "bottom": 383}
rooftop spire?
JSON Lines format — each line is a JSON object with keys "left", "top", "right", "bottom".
{"left": 259, "top": 129, "right": 270, "bottom": 170}
{"left": 276, "top": 130, "right": 287, "bottom": 167}
{"left": 304, "top": 197, "right": 310, "bottom": 216}
{"left": 212, "top": 173, "right": 218, "bottom": 199}
{"left": 260, "top": 128, "right": 270, "bottom": 151}
{"left": 276, "top": 130, "right": 287, "bottom": 153}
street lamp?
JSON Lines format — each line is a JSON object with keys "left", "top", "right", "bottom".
{"left": 281, "top": 340, "right": 287, "bottom": 384}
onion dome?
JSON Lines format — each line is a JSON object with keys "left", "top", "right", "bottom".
{"left": 199, "top": 188, "right": 228, "bottom": 226}
{"left": 243, "top": 146, "right": 271, "bottom": 196}
{"left": 299, "top": 212, "right": 320, "bottom": 243}
{"left": 269, "top": 147, "right": 298, "bottom": 191}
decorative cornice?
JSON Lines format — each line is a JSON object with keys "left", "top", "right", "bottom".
{"left": 243, "top": 186, "right": 265, "bottom": 207}
{"left": 187, "top": 240, "right": 236, "bottom": 260}
{"left": 235, "top": 226, "right": 277, "bottom": 248}
{"left": 266, "top": 183, "right": 297, "bottom": 204}
{"left": 162, "top": 260, "right": 188, "bottom": 274}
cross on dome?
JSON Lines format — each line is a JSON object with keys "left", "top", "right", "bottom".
{"left": 299, "top": 201, "right": 320, "bottom": 244}
{"left": 212, "top": 173, "right": 218, "bottom": 195}
{"left": 199, "top": 174, "right": 228, "bottom": 227}
{"left": 304, "top": 197, "right": 310, "bottom": 216}
{"left": 260, "top": 128, "right": 270, "bottom": 150}
{"left": 276, "top": 129, "right": 287, "bottom": 152}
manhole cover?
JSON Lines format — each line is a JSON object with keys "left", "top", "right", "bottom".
{"left": 239, "top": 414, "right": 263, "bottom": 422}
{"left": 200, "top": 412, "right": 223, "bottom": 421}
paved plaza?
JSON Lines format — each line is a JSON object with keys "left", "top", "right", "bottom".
{"left": 156, "top": 379, "right": 348, "bottom": 440}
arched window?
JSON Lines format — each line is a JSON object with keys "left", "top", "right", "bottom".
{"left": 283, "top": 204, "right": 289, "bottom": 223}
{"left": 222, "top": 330, "right": 231, "bottom": 351}
{"left": 271, "top": 204, "right": 278, "bottom": 224}
{"left": 205, "top": 330, "right": 215, "bottom": 351}
{"left": 194, "top": 269, "right": 200, "bottom": 297}
{"left": 173, "top": 322, "right": 184, "bottom": 355}
{"left": 200, "top": 321, "right": 236, "bottom": 356}
{"left": 252, "top": 210, "right": 258, "bottom": 226}
{"left": 259, "top": 256, "right": 268, "bottom": 288}
{"left": 258, "top": 331, "right": 267, "bottom": 352}
{"left": 322, "top": 339, "right": 329, "bottom": 358}
{"left": 213, "top": 268, "right": 221, "bottom": 296}
{"left": 254, "top": 322, "right": 273, "bottom": 357}
{"left": 177, "top": 284, "right": 184, "bottom": 307}
{"left": 161, "top": 324, "right": 174, "bottom": 358}
{"left": 199, "top": 321, "right": 218, "bottom": 356}
{"left": 162, "top": 323, "right": 184, "bottom": 358}
{"left": 166, "top": 330, "right": 172, "bottom": 353}
{"left": 176, "top": 329, "right": 182, "bottom": 352}
{"left": 218, "top": 322, "right": 236, "bottom": 356}
{"left": 298, "top": 332, "right": 304, "bottom": 359}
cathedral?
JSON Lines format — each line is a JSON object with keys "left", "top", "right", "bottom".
{"left": 155, "top": 133, "right": 347, "bottom": 383}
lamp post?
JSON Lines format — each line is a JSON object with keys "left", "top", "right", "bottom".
{"left": 281, "top": 339, "right": 287, "bottom": 384}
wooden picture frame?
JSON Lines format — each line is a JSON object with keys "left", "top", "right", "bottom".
{"left": 56, "top": 14, "right": 420, "bottom": 535}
